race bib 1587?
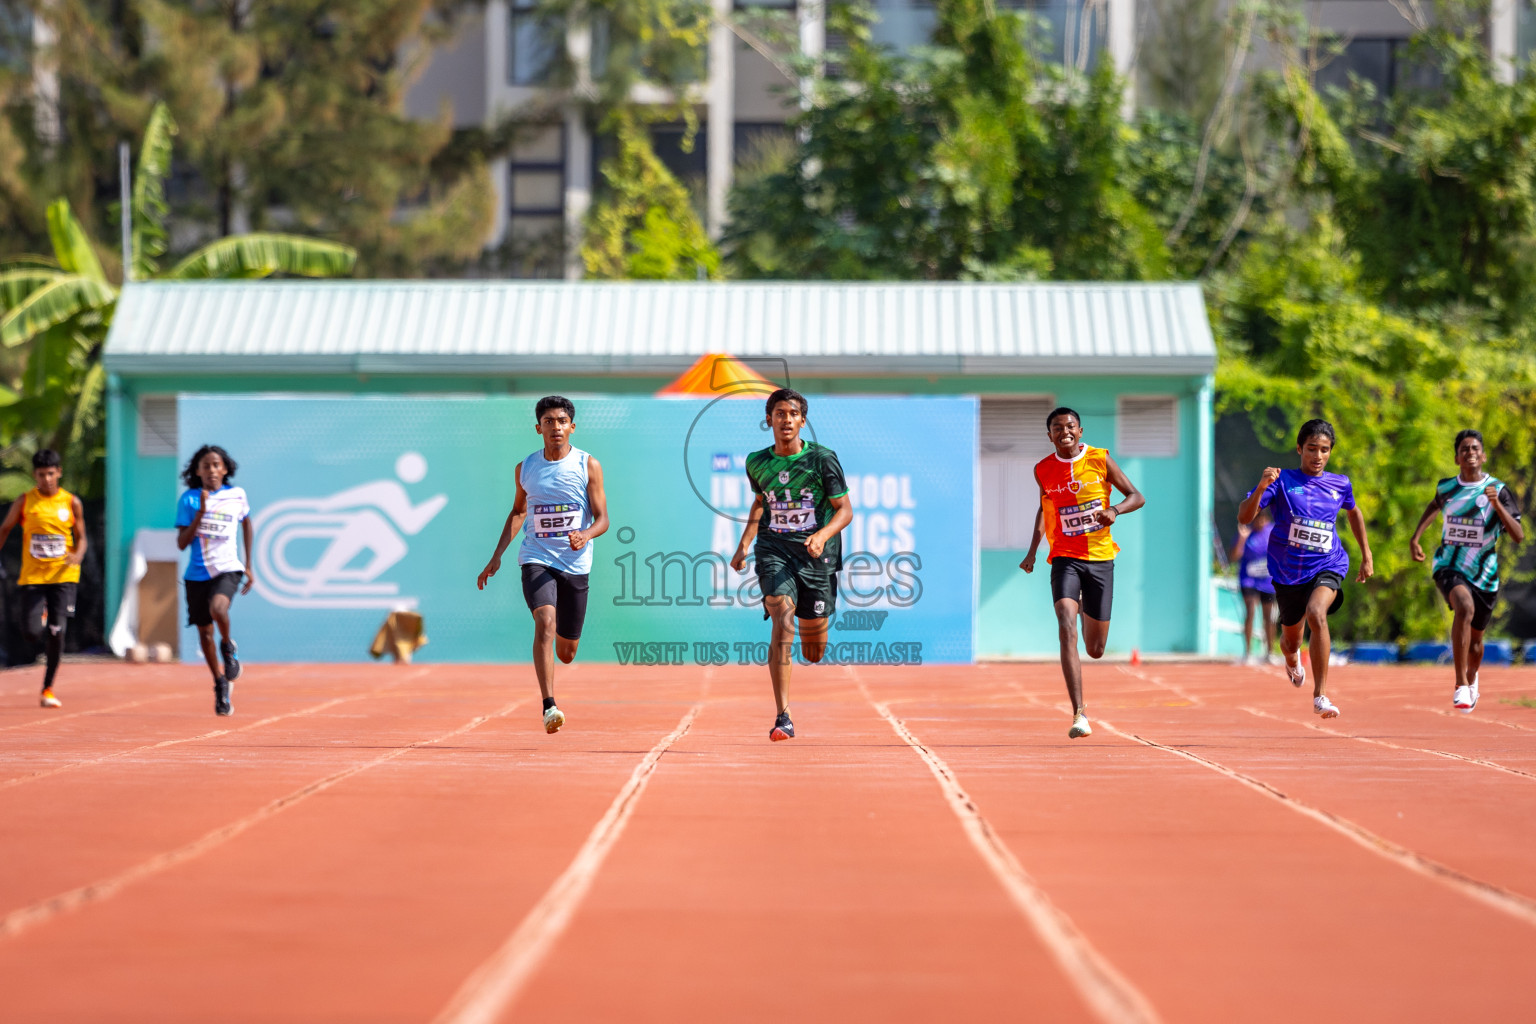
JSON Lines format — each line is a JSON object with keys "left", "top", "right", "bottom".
{"left": 532, "top": 503, "right": 581, "bottom": 539}
{"left": 29, "top": 533, "right": 66, "bottom": 560}
{"left": 1443, "top": 514, "right": 1485, "bottom": 548}
{"left": 1287, "top": 517, "right": 1334, "bottom": 553}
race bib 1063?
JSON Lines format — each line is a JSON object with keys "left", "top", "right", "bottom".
{"left": 768, "top": 499, "right": 816, "bottom": 533}
{"left": 1287, "top": 517, "right": 1334, "bottom": 553}
{"left": 1058, "top": 499, "right": 1105, "bottom": 537}
{"left": 532, "top": 503, "right": 581, "bottom": 539}
{"left": 29, "top": 533, "right": 66, "bottom": 560}
{"left": 1443, "top": 514, "right": 1485, "bottom": 548}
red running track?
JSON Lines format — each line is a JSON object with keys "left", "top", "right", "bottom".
{"left": 1, "top": 659, "right": 1535, "bottom": 1022}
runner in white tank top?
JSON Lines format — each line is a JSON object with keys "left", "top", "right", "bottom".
{"left": 477, "top": 396, "right": 610, "bottom": 734}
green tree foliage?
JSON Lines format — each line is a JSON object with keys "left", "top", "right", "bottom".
{"left": 0, "top": 0, "right": 491, "bottom": 275}
{"left": 725, "top": 0, "right": 1171, "bottom": 280}
{"left": 0, "top": 103, "right": 355, "bottom": 499}
{"left": 536, "top": 0, "right": 720, "bottom": 278}
{"left": 582, "top": 110, "right": 720, "bottom": 279}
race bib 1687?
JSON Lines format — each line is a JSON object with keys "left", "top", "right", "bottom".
{"left": 1287, "top": 517, "right": 1334, "bottom": 553}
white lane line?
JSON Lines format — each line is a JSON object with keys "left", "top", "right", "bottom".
{"left": 0, "top": 697, "right": 526, "bottom": 940}
{"left": 1409, "top": 705, "right": 1536, "bottom": 734}
{"left": 0, "top": 693, "right": 182, "bottom": 733}
{"left": 1072, "top": 707, "right": 1536, "bottom": 930}
{"left": 433, "top": 703, "right": 704, "bottom": 1024}
{"left": 1241, "top": 705, "right": 1536, "bottom": 783}
{"left": 861, "top": 684, "right": 1161, "bottom": 1024}
{"left": 0, "top": 669, "right": 431, "bottom": 792}
{"left": 1116, "top": 665, "right": 1203, "bottom": 706}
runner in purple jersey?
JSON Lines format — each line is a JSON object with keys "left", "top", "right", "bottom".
{"left": 1229, "top": 510, "right": 1276, "bottom": 665}
{"left": 1237, "top": 419, "right": 1374, "bottom": 719}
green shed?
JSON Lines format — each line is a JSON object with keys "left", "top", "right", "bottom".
{"left": 103, "top": 280, "right": 1217, "bottom": 659}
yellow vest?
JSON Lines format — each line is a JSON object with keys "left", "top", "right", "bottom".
{"left": 19, "top": 488, "right": 81, "bottom": 586}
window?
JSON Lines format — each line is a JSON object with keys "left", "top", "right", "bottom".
{"left": 1314, "top": 37, "right": 1441, "bottom": 100}
{"left": 507, "top": 124, "right": 566, "bottom": 275}
{"left": 138, "top": 396, "right": 178, "bottom": 457}
{"left": 979, "top": 397, "right": 1055, "bottom": 549}
{"left": 1117, "top": 396, "right": 1179, "bottom": 458}
{"left": 510, "top": 0, "right": 559, "bottom": 86}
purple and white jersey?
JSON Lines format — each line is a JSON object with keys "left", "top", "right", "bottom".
{"left": 1256, "top": 469, "right": 1356, "bottom": 586}
{"left": 1238, "top": 522, "right": 1275, "bottom": 594}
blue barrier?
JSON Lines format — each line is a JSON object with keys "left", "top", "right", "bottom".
{"left": 1351, "top": 642, "right": 1399, "bottom": 663}
{"left": 1482, "top": 640, "right": 1514, "bottom": 665}
{"left": 1404, "top": 642, "right": 1452, "bottom": 664}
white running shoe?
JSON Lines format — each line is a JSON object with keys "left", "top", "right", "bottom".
{"left": 543, "top": 706, "right": 566, "bottom": 734}
{"left": 1313, "top": 695, "right": 1340, "bottom": 718}
{"left": 1068, "top": 713, "right": 1092, "bottom": 739}
{"left": 1454, "top": 678, "right": 1479, "bottom": 713}
{"left": 1285, "top": 655, "right": 1305, "bottom": 688}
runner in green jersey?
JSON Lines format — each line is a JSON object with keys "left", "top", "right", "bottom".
{"left": 1410, "top": 429, "right": 1524, "bottom": 713}
{"left": 730, "top": 388, "right": 853, "bottom": 742}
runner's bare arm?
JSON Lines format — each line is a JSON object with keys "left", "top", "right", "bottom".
{"left": 478, "top": 464, "right": 528, "bottom": 589}
{"left": 176, "top": 490, "right": 210, "bottom": 550}
{"left": 1238, "top": 468, "right": 1280, "bottom": 525}
{"left": 1094, "top": 454, "right": 1145, "bottom": 527}
{"left": 1408, "top": 496, "right": 1442, "bottom": 562}
{"left": 568, "top": 456, "right": 609, "bottom": 551}
{"left": 1229, "top": 520, "right": 1251, "bottom": 563}
{"left": 1489, "top": 483, "right": 1525, "bottom": 545}
{"left": 1020, "top": 487, "right": 1044, "bottom": 573}
{"left": 240, "top": 517, "right": 255, "bottom": 593}
{"left": 730, "top": 494, "right": 763, "bottom": 573}
{"left": 805, "top": 493, "right": 852, "bottom": 559}
{"left": 0, "top": 497, "right": 22, "bottom": 550}
{"left": 1347, "top": 506, "right": 1374, "bottom": 582}
{"left": 66, "top": 496, "right": 87, "bottom": 566}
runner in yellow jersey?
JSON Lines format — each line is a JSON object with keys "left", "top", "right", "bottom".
{"left": 1021, "top": 408, "right": 1144, "bottom": 738}
{"left": 0, "top": 450, "right": 87, "bottom": 707}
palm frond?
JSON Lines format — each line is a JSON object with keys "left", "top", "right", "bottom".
{"left": 0, "top": 270, "right": 62, "bottom": 311}
{"left": 0, "top": 275, "right": 118, "bottom": 348}
{"left": 131, "top": 102, "right": 177, "bottom": 280}
{"left": 166, "top": 233, "right": 358, "bottom": 280}
{"left": 46, "top": 199, "right": 109, "bottom": 283}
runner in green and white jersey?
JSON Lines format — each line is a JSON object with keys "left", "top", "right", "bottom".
{"left": 1410, "top": 429, "right": 1524, "bottom": 713}
{"left": 730, "top": 388, "right": 853, "bottom": 742}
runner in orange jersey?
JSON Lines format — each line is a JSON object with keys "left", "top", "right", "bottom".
{"left": 1021, "top": 408, "right": 1144, "bottom": 739}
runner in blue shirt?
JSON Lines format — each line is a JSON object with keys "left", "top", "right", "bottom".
{"left": 1408, "top": 428, "right": 1524, "bottom": 713}
{"left": 1229, "top": 510, "right": 1276, "bottom": 665}
{"left": 1237, "top": 419, "right": 1374, "bottom": 718}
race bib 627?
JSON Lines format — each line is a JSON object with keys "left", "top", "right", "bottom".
{"left": 533, "top": 503, "right": 581, "bottom": 539}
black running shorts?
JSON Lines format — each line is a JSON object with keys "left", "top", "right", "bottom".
{"left": 20, "top": 582, "right": 76, "bottom": 639}
{"left": 1434, "top": 569, "right": 1498, "bottom": 633}
{"left": 185, "top": 572, "right": 242, "bottom": 627}
{"left": 1271, "top": 571, "right": 1345, "bottom": 628}
{"left": 754, "top": 545, "right": 838, "bottom": 620}
{"left": 1240, "top": 586, "right": 1276, "bottom": 607}
{"left": 1050, "top": 557, "right": 1114, "bottom": 621}
{"left": 521, "top": 562, "right": 590, "bottom": 640}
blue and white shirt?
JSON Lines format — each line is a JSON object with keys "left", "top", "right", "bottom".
{"left": 176, "top": 485, "right": 250, "bottom": 581}
{"left": 517, "top": 447, "right": 593, "bottom": 575}
{"left": 1256, "top": 469, "right": 1356, "bottom": 586}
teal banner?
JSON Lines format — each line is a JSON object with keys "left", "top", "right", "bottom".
{"left": 177, "top": 395, "right": 978, "bottom": 663}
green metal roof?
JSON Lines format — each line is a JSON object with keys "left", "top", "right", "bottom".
{"left": 104, "top": 280, "right": 1216, "bottom": 377}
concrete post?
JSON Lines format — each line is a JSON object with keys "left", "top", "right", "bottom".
{"left": 706, "top": 0, "right": 735, "bottom": 240}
